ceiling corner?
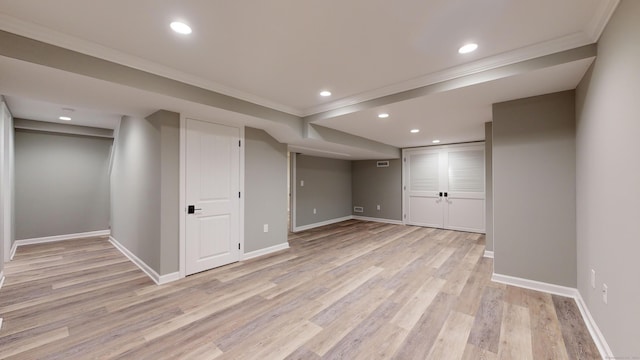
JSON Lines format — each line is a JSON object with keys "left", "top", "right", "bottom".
{"left": 584, "top": 0, "right": 620, "bottom": 42}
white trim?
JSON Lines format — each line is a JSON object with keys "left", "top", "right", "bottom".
{"left": 0, "top": 318, "right": 3, "bottom": 330}
{"left": 0, "top": 271, "right": 4, "bottom": 289}
{"left": 12, "top": 230, "right": 110, "bottom": 247}
{"left": 179, "top": 115, "right": 186, "bottom": 279}
{"left": 9, "top": 242, "right": 17, "bottom": 260}
{"left": 574, "top": 292, "right": 614, "bottom": 359}
{"left": 352, "top": 215, "right": 403, "bottom": 225}
{"left": 585, "top": 0, "right": 620, "bottom": 41}
{"left": 290, "top": 153, "right": 297, "bottom": 232}
{"left": 483, "top": 250, "right": 494, "bottom": 259}
{"left": 239, "top": 126, "right": 245, "bottom": 258}
{"left": 491, "top": 273, "right": 612, "bottom": 359}
{"left": 109, "top": 236, "right": 179, "bottom": 285}
{"left": 491, "top": 273, "right": 578, "bottom": 298}
{"left": 157, "top": 272, "right": 181, "bottom": 285}
{"left": 293, "top": 215, "right": 353, "bottom": 232}
{"left": 242, "top": 242, "right": 290, "bottom": 261}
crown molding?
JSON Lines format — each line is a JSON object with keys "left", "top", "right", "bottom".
{"left": 584, "top": 0, "right": 620, "bottom": 41}
{"left": 303, "top": 31, "right": 592, "bottom": 116}
{"left": 0, "top": 14, "right": 303, "bottom": 117}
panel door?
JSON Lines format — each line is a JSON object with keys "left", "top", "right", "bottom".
{"left": 444, "top": 145, "right": 485, "bottom": 233}
{"left": 185, "top": 119, "right": 240, "bottom": 275}
{"left": 404, "top": 148, "right": 447, "bottom": 227}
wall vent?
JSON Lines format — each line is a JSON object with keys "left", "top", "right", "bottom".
{"left": 376, "top": 160, "right": 390, "bottom": 167}
{"left": 353, "top": 206, "right": 364, "bottom": 213}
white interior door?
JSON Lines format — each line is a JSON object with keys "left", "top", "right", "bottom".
{"left": 404, "top": 149, "right": 446, "bottom": 227}
{"left": 444, "top": 146, "right": 485, "bottom": 233}
{"left": 185, "top": 119, "right": 240, "bottom": 275}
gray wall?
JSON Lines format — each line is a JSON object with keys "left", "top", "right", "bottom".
{"left": 485, "top": 122, "right": 493, "bottom": 251}
{"left": 493, "top": 90, "right": 576, "bottom": 287}
{"left": 575, "top": 1, "right": 639, "bottom": 356}
{"left": 351, "top": 159, "right": 402, "bottom": 221}
{"left": 110, "top": 112, "right": 179, "bottom": 275}
{"left": 14, "top": 129, "right": 111, "bottom": 240}
{"left": 245, "top": 128, "right": 288, "bottom": 252}
{"left": 294, "top": 154, "right": 352, "bottom": 227}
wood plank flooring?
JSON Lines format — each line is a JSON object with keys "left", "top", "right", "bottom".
{"left": 0, "top": 220, "right": 600, "bottom": 359}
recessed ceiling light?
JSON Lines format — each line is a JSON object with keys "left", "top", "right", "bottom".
{"left": 432, "top": 139, "right": 441, "bottom": 144}
{"left": 320, "top": 90, "right": 332, "bottom": 97}
{"left": 458, "top": 43, "right": 478, "bottom": 54}
{"left": 170, "top": 21, "right": 192, "bottom": 35}
{"left": 378, "top": 113, "right": 389, "bottom": 119}
{"left": 59, "top": 116, "right": 72, "bottom": 121}
{"left": 410, "top": 129, "right": 420, "bottom": 133}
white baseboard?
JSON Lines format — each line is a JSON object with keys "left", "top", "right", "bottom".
{"left": 491, "top": 273, "right": 612, "bottom": 359}
{"left": 574, "top": 292, "right": 614, "bottom": 359}
{"left": 483, "top": 250, "right": 494, "bottom": 258}
{"left": 0, "top": 271, "right": 4, "bottom": 290}
{"left": 109, "top": 236, "right": 179, "bottom": 286}
{"left": 293, "top": 215, "right": 353, "bottom": 232}
{"left": 10, "top": 230, "right": 110, "bottom": 260}
{"left": 242, "top": 242, "right": 290, "bottom": 261}
{"left": 352, "top": 215, "right": 403, "bottom": 225}
{"left": 14, "top": 230, "right": 111, "bottom": 247}
{"left": 491, "top": 273, "right": 578, "bottom": 298}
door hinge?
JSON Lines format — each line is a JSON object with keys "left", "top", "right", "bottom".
{"left": 403, "top": 185, "right": 406, "bottom": 190}
{"left": 403, "top": 157, "right": 406, "bottom": 162}
{"left": 404, "top": 214, "right": 406, "bottom": 219}
{"left": 239, "top": 192, "right": 241, "bottom": 198}
{"left": 239, "top": 140, "right": 241, "bottom": 147}
{"left": 238, "top": 243, "right": 241, "bottom": 250}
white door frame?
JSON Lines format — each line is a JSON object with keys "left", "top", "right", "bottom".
{"left": 179, "top": 115, "right": 245, "bottom": 279}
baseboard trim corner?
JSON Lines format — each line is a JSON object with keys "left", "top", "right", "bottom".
{"left": 10, "top": 242, "right": 17, "bottom": 260}
{"left": 242, "top": 242, "right": 290, "bottom": 261}
{"left": 293, "top": 215, "right": 353, "bottom": 232}
{"left": 109, "top": 236, "right": 179, "bottom": 286}
{"left": 351, "top": 215, "right": 403, "bottom": 225}
{"left": 0, "top": 271, "right": 5, "bottom": 290}
{"left": 574, "top": 292, "right": 614, "bottom": 359}
{"left": 491, "top": 272, "right": 612, "bottom": 359}
{"left": 483, "top": 250, "right": 494, "bottom": 258}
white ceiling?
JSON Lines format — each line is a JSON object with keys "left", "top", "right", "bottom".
{"left": 0, "top": 0, "right": 618, "bottom": 158}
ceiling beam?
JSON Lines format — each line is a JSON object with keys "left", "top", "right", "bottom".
{"left": 302, "top": 44, "right": 597, "bottom": 124}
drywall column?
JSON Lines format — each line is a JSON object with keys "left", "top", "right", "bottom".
{"left": 575, "top": 0, "right": 640, "bottom": 356}
{"left": 484, "top": 122, "right": 493, "bottom": 252}
{"left": 492, "top": 90, "right": 576, "bottom": 287}
{"left": 110, "top": 111, "right": 179, "bottom": 276}
{"left": 0, "top": 97, "right": 13, "bottom": 267}
{"left": 244, "top": 128, "right": 288, "bottom": 253}
{"left": 351, "top": 159, "right": 402, "bottom": 221}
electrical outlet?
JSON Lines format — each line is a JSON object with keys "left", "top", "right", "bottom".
{"left": 300, "top": 180, "right": 304, "bottom": 187}
{"left": 313, "top": 208, "right": 316, "bottom": 214}
{"left": 591, "top": 269, "right": 596, "bottom": 289}
{"left": 263, "top": 224, "right": 268, "bottom": 233}
{"left": 376, "top": 204, "right": 381, "bottom": 211}
{"left": 602, "top": 284, "right": 608, "bottom": 304}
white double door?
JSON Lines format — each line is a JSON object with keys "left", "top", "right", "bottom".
{"left": 185, "top": 119, "right": 241, "bottom": 275}
{"left": 403, "top": 143, "right": 485, "bottom": 233}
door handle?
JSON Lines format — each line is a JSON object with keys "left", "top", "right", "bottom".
{"left": 187, "top": 205, "right": 203, "bottom": 214}
{"left": 439, "top": 192, "right": 443, "bottom": 197}
{"left": 444, "top": 192, "right": 448, "bottom": 197}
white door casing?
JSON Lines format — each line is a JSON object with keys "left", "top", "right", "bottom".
{"left": 185, "top": 118, "right": 241, "bottom": 275}
{"left": 403, "top": 143, "right": 485, "bottom": 233}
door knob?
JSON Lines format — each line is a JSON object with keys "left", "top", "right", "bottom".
{"left": 187, "top": 205, "right": 203, "bottom": 214}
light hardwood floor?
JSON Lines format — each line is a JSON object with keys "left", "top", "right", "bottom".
{"left": 0, "top": 220, "right": 600, "bottom": 359}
